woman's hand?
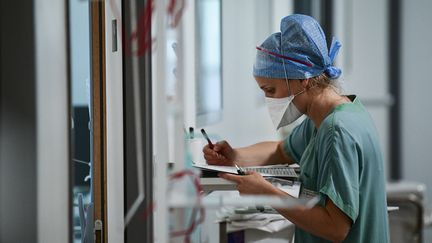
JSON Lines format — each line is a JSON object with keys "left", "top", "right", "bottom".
{"left": 219, "top": 171, "right": 280, "bottom": 195}
{"left": 202, "top": 140, "right": 236, "bottom": 166}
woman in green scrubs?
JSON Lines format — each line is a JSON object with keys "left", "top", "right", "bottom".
{"left": 203, "top": 14, "right": 389, "bottom": 243}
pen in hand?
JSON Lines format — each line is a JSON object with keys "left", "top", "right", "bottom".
{"left": 200, "top": 128, "right": 214, "bottom": 149}
{"left": 234, "top": 163, "right": 246, "bottom": 175}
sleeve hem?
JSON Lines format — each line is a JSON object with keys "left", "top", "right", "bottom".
{"left": 320, "top": 186, "right": 358, "bottom": 224}
{"left": 283, "top": 139, "right": 298, "bottom": 164}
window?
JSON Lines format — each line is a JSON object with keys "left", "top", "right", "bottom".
{"left": 195, "top": 0, "right": 223, "bottom": 126}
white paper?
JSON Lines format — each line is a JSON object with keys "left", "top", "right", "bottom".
{"left": 193, "top": 164, "right": 299, "bottom": 178}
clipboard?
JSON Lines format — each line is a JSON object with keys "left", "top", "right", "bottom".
{"left": 193, "top": 164, "right": 299, "bottom": 178}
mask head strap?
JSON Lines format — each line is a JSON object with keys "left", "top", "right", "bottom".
{"left": 280, "top": 35, "right": 309, "bottom": 98}
{"left": 280, "top": 35, "right": 291, "bottom": 95}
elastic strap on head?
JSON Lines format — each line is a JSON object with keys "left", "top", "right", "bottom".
{"left": 280, "top": 34, "right": 291, "bottom": 92}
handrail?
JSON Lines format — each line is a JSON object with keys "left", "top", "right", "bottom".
{"left": 387, "top": 193, "right": 423, "bottom": 243}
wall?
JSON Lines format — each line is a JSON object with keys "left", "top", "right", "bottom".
{"left": 401, "top": 0, "right": 432, "bottom": 240}
{"left": 204, "top": 0, "right": 294, "bottom": 147}
{"left": 402, "top": 0, "right": 432, "bottom": 199}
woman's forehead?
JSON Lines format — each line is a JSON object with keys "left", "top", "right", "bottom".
{"left": 255, "top": 76, "right": 284, "bottom": 86}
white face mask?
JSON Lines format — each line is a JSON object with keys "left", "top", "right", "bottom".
{"left": 265, "top": 44, "right": 306, "bottom": 130}
{"left": 265, "top": 89, "right": 305, "bottom": 130}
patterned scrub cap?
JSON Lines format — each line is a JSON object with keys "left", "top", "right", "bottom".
{"left": 253, "top": 14, "right": 342, "bottom": 80}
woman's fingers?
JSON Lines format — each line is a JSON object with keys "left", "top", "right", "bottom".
{"left": 218, "top": 173, "right": 243, "bottom": 183}
{"left": 202, "top": 144, "right": 212, "bottom": 154}
{"left": 203, "top": 150, "right": 226, "bottom": 159}
{"left": 214, "top": 140, "right": 231, "bottom": 152}
{"left": 204, "top": 154, "right": 228, "bottom": 165}
{"left": 203, "top": 144, "right": 228, "bottom": 162}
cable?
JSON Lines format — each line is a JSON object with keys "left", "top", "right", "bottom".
{"left": 73, "top": 158, "right": 90, "bottom": 166}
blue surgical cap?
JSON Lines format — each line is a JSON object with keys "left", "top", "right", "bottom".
{"left": 253, "top": 14, "right": 342, "bottom": 80}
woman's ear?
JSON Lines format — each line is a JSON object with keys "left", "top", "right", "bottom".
{"left": 301, "top": 78, "right": 310, "bottom": 88}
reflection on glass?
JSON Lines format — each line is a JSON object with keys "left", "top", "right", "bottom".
{"left": 196, "top": 0, "right": 223, "bottom": 126}
{"left": 69, "top": 0, "right": 92, "bottom": 242}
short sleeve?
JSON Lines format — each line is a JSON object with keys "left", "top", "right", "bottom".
{"left": 283, "top": 118, "right": 315, "bottom": 164}
{"left": 317, "top": 125, "right": 360, "bottom": 223}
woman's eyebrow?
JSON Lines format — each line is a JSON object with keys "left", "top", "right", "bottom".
{"left": 260, "top": 85, "right": 272, "bottom": 89}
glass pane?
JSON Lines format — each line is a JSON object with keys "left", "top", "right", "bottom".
{"left": 68, "top": 0, "right": 92, "bottom": 242}
{"left": 196, "top": 0, "right": 223, "bottom": 126}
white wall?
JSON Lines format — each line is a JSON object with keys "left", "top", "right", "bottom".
{"left": 203, "top": 0, "right": 294, "bottom": 147}
{"left": 402, "top": 0, "right": 432, "bottom": 199}
{"left": 401, "top": 0, "right": 432, "bottom": 240}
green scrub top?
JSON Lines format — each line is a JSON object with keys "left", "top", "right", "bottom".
{"left": 283, "top": 95, "right": 389, "bottom": 243}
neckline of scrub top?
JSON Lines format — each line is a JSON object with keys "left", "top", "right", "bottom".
{"left": 331, "top": 94, "right": 361, "bottom": 112}
{"left": 311, "top": 95, "right": 360, "bottom": 137}
{"left": 320, "top": 95, "right": 358, "bottom": 123}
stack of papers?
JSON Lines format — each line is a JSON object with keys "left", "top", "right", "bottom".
{"left": 209, "top": 191, "right": 295, "bottom": 233}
